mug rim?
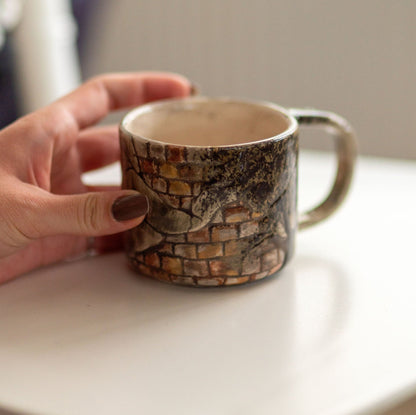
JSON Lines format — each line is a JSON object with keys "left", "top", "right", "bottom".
{"left": 120, "top": 96, "right": 298, "bottom": 149}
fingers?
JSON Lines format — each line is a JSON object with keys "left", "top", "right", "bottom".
{"left": 54, "top": 72, "right": 192, "bottom": 130}
{"left": 77, "top": 125, "right": 120, "bottom": 172}
{"left": 38, "top": 190, "right": 149, "bottom": 238}
{"left": 1, "top": 186, "right": 148, "bottom": 248}
{"left": 0, "top": 72, "right": 192, "bottom": 173}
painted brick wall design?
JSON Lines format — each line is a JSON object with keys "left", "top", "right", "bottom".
{"left": 132, "top": 202, "right": 286, "bottom": 286}
{"left": 129, "top": 140, "right": 206, "bottom": 216}
{"left": 121, "top": 135, "right": 293, "bottom": 287}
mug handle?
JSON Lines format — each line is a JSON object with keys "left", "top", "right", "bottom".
{"left": 289, "top": 109, "right": 357, "bottom": 230}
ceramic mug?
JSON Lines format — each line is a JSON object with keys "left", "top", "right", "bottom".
{"left": 119, "top": 97, "right": 356, "bottom": 287}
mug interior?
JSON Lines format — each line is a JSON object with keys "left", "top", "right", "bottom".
{"left": 123, "top": 98, "right": 293, "bottom": 146}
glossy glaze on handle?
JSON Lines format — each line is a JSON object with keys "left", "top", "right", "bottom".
{"left": 289, "top": 109, "right": 357, "bottom": 230}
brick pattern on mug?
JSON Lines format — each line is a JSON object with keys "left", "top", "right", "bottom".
{"left": 123, "top": 137, "right": 293, "bottom": 287}
{"left": 129, "top": 200, "right": 286, "bottom": 287}
{"left": 126, "top": 139, "right": 207, "bottom": 216}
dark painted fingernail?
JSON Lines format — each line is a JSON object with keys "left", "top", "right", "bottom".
{"left": 189, "top": 82, "right": 200, "bottom": 96}
{"left": 112, "top": 194, "right": 149, "bottom": 221}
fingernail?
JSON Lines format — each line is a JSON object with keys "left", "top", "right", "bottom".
{"left": 189, "top": 82, "right": 200, "bottom": 96}
{"left": 112, "top": 194, "right": 149, "bottom": 221}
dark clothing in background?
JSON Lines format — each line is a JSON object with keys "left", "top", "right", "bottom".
{"left": 0, "top": 37, "right": 18, "bottom": 128}
{"left": 0, "top": 0, "right": 98, "bottom": 129}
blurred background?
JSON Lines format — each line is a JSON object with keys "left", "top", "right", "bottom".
{"left": 1, "top": 0, "right": 415, "bottom": 159}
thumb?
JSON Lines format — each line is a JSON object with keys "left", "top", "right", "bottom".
{"left": 41, "top": 190, "right": 149, "bottom": 237}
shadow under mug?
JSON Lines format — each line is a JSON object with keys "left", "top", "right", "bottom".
{"left": 119, "top": 97, "right": 357, "bottom": 287}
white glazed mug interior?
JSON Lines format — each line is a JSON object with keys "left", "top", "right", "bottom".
{"left": 121, "top": 97, "right": 297, "bottom": 147}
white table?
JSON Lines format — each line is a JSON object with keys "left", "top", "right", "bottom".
{"left": 0, "top": 151, "right": 415, "bottom": 415}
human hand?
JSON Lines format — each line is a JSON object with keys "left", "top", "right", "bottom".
{"left": 0, "top": 72, "right": 193, "bottom": 283}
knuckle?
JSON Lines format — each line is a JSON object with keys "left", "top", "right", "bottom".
{"left": 0, "top": 189, "right": 39, "bottom": 249}
{"left": 84, "top": 76, "right": 112, "bottom": 110}
{"left": 78, "top": 194, "right": 102, "bottom": 234}
{"left": 2, "top": 221, "right": 31, "bottom": 249}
